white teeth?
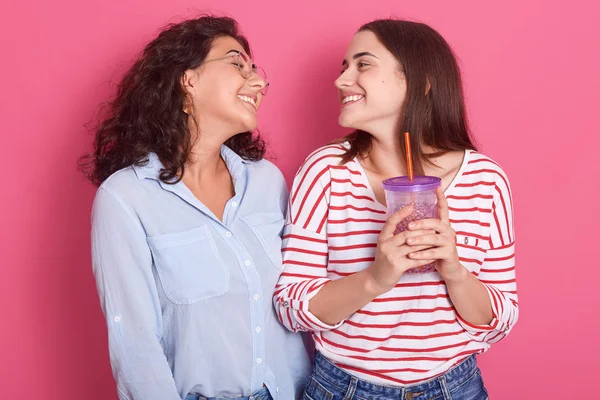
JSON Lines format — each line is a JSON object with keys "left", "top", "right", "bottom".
{"left": 342, "top": 95, "right": 364, "bottom": 104}
{"left": 238, "top": 95, "right": 256, "bottom": 107}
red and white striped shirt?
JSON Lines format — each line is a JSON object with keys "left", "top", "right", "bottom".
{"left": 274, "top": 143, "right": 518, "bottom": 386}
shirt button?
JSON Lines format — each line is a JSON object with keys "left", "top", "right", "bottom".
{"left": 244, "top": 260, "right": 251, "bottom": 266}
{"left": 225, "top": 231, "right": 232, "bottom": 238}
{"left": 253, "top": 294, "right": 260, "bottom": 300}
{"left": 113, "top": 316, "right": 121, "bottom": 323}
{"left": 255, "top": 326, "right": 261, "bottom": 333}
{"left": 283, "top": 300, "right": 289, "bottom": 307}
{"left": 256, "top": 357, "right": 262, "bottom": 364}
{"left": 231, "top": 201, "right": 238, "bottom": 207}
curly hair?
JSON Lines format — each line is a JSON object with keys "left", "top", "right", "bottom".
{"left": 79, "top": 15, "right": 265, "bottom": 186}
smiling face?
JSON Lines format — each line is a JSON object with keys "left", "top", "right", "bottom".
{"left": 182, "top": 35, "right": 268, "bottom": 141}
{"left": 335, "top": 30, "right": 407, "bottom": 139}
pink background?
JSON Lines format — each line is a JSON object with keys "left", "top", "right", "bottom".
{"left": 1, "top": 0, "right": 598, "bottom": 398}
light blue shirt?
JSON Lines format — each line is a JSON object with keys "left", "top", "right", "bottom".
{"left": 91, "top": 146, "right": 310, "bottom": 400}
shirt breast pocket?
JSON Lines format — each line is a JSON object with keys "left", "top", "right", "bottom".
{"left": 241, "top": 212, "right": 285, "bottom": 269}
{"left": 455, "top": 233, "right": 488, "bottom": 274}
{"left": 147, "top": 225, "right": 229, "bottom": 304}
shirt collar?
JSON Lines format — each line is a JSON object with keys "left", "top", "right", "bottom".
{"left": 132, "top": 145, "right": 250, "bottom": 182}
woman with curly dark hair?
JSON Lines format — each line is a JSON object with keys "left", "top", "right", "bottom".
{"left": 81, "top": 15, "right": 309, "bottom": 400}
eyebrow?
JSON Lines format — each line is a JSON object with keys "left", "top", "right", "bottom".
{"left": 342, "top": 52, "right": 379, "bottom": 66}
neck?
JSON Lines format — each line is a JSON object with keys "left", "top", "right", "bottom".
{"left": 360, "top": 120, "right": 447, "bottom": 177}
{"left": 183, "top": 125, "right": 229, "bottom": 182}
{"left": 359, "top": 119, "right": 408, "bottom": 177}
{"left": 363, "top": 136, "right": 405, "bottom": 176}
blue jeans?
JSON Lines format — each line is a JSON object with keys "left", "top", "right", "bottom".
{"left": 185, "top": 386, "right": 272, "bottom": 400}
{"left": 304, "top": 352, "right": 488, "bottom": 400}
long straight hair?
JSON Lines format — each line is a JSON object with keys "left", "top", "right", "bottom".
{"left": 338, "top": 19, "right": 477, "bottom": 174}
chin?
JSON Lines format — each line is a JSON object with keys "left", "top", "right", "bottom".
{"left": 338, "top": 114, "right": 361, "bottom": 130}
{"left": 243, "top": 117, "right": 258, "bottom": 131}
{"left": 239, "top": 116, "right": 258, "bottom": 132}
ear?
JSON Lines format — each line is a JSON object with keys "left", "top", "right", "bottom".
{"left": 181, "top": 69, "right": 198, "bottom": 94}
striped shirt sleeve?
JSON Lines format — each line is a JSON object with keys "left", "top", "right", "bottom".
{"left": 456, "top": 168, "right": 518, "bottom": 343}
{"left": 274, "top": 146, "right": 345, "bottom": 332}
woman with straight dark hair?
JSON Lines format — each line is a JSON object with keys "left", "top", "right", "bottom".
{"left": 82, "top": 15, "right": 309, "bottom": 400}
{"left": 275, "top": 19, "right": 517, "bottom": 399}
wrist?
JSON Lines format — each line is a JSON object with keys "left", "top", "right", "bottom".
{"left": 361, "top": 268, "right": 392, "bottom": 297}
{"left": 441, "top": 263, "right": 470, "bottom": 284}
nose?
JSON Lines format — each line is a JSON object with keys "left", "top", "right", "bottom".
{"left": 248, "top": 71, "right": 268, "bottom": 96}
{"left": 335, "top": 69, "right": 355, "bottom": 90}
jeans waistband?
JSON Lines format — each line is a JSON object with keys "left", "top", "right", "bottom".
{"left": 313, "top": 351, "right": 478, "bottom": 399}
{"left": 185, "top": 385, "right": 270, "bottom": 400}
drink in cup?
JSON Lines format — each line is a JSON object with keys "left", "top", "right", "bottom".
{"left": 382, "top": 176, "right": 441, "bottom": 274}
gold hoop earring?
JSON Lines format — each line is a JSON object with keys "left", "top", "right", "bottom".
{"left": 183, "top": 92, "right": 194, "bottom": 114}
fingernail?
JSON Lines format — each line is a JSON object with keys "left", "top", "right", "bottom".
{"left": 408, "top": 222, "right": 416, "bottom": 229}
{"left": 407, "top": 237, "right": 415, "bottom": 244}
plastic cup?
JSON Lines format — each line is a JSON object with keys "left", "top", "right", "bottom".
{"left": 382, "top": 176, "right": 441, "bottom": 274}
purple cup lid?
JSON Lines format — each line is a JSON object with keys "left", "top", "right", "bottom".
{"left": 381, "top": 176, "right": 441, "bottom": 192}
